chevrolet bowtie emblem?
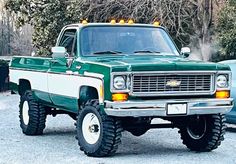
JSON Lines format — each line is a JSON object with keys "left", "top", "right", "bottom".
{"left": 166, "top": 80, "right": 181, "bottom": 87}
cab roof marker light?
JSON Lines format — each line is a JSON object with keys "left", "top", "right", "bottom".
{"left": 153, "top": 21, "right": 160, "bottom": 27}
{"left": 119, "top": 19, "right": 125, "bottom": 24}
{"left": 128, "top": 19, "right": 134, "bottom": 24}
{"left": 110, "top": 19, "right": 116, "bottom": 24}
{"left": 82, "top": 20, "right": 88, "bottom": 25}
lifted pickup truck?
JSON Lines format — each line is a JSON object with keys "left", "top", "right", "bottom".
{"left": 10, "top": 21, "right": 233, "bottom": 157}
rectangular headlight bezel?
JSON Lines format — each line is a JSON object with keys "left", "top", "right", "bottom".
{"left": 215, "top": 71, "right": 232, "bottom": 91}
{"left": 110, "top": 72, "right": 131, "bottom": 93}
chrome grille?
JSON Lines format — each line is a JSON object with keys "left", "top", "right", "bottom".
{"left": 132, "top": 73, "right": 214, "bottom": 96}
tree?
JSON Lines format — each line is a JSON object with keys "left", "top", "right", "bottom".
{"left": 5, "top": 0, "right": 227, "bottom": 60}
{"left": 70, "top": 0, "right": 222, "bottom": 61}
{"left": 69, "top": 0, "right": 194, "bottom": 48}
{"left": 215, "top": 0, "right": 236, "bottom": 61}
{"left": 10, "top": 24, "right": 34, "bottom": 56}
{"left": 0, "top": 0, "right": 33, "bottom": 56}
{"left": 189, "top": 0, "right": 214, "bottom": 61}
{"left": 0, "top": 0, "right": 11, "bottom": 56}
{"left": 5, "top": 0, "right": 71, "bottom": 55}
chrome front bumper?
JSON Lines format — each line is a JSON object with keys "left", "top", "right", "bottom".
{"left": 104, "top": 98, "right": 234, "bottom": 117}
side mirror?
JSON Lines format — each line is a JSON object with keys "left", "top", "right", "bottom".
{"left": 51, "top": 47, "right": 66, "bottom": 58}
{"left": 181, "top": 47, "right": 191, "bottom": 58}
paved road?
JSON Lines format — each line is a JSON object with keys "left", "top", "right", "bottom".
{"left": 1, "top": 92, "right": 236, "bottom": 164}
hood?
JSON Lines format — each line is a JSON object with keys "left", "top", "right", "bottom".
{"left": 81, "top": 55, "right": 230, "bottom": 72}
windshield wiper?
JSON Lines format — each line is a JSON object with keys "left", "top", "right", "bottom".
{"left": 93, "top": 50, "right": 122, "bottom": 55}
{"left": 134, "top": 50, "right": 160, "bottom": 54}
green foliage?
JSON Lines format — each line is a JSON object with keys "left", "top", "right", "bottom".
{"left": 5, "top": 0, "right": 72, "bottom": 56}
{"left": 216, "top": 0, "right": 236, "bottom": 60}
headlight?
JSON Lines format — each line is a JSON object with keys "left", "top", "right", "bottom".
{"left": 113, "top": 76, "right": 126, "bottom": 90}
{"left": 216, "top": 75, "right": 228, "bottom": 88}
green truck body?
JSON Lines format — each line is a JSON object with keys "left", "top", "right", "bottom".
{"left": 9, "top": 23, "right": 233, "bottom": 157}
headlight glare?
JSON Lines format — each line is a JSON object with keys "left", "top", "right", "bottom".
{"left": 216, "top": 75, "right": 228, "bottom": 88}
{"left": 113, "top": 76, "right": 126, "bottom": 90}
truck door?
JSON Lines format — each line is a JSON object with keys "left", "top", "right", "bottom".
{"left": 47, "top": 28, "right": 78, "bottom": 112}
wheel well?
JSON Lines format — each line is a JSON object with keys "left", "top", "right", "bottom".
{"left": 79, "top": 86, "right": 98, "bottom": 107}
{"left": 18, "top": 79, "right": 31, "bottom": 95}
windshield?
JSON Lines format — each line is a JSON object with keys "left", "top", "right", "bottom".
{"left": 80, "top": 26, "right": 179, "bottom": 56}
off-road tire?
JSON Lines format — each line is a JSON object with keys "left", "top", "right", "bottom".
{"left": 76, "top": 100, "right": 122, "bottom": 157}
{"left": 19, "top": 90, "right": 46, "bottom": 135}
{"left": 178, "top": 114, "right": 226, "bottom": 151}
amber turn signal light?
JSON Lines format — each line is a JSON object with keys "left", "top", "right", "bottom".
{"left": 112, "top": 93, "right": 128, "bottom": 101}
{"left": 215, "top": 90, "right": 230, "bottom": 99}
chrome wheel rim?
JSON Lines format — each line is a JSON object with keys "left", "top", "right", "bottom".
{"left": 82, "top": 113, "right": 101, "bottom": 144}
{"left": 22, "top": 102, "right": 29, "bottom": 125}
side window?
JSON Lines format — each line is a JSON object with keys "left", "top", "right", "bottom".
{"left": 59, "top": 29, "right": 77, "bottom": 57}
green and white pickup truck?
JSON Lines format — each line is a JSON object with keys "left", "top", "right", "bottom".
{"left": 9, "top": 21, "right": 233, "bottom": 157}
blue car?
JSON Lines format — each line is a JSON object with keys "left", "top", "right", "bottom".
{"left": 219, "top": 60, "right": 236, "bottom": 123}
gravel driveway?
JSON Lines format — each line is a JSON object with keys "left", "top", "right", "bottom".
{"left": 0, "top": 92, "right": 236, "bottom": 164}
